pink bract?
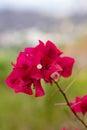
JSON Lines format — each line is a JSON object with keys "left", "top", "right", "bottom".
{"left": 57, "top": 57, "right": 75, "bottom": 77}
{"left": 6, "top": 40, "right": 75, "bottom": 97}
{"left": 70, "top": 95, "right": 87, "bottom": 115}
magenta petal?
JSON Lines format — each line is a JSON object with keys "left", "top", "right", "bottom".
{"left": 23, "top": 86, "right": 33, "bottom": 95}
{"left": 81, "top": 95, "right": 87, "bottom": 115}
{"left": 31, "top": 69, "right": 42, "bottom": 79}
{"left": 22, "top": 87, "right": 33, "bottom": 95}
{"left": 16, "top": 52, "right": 27, "bottom": 67}
{"left": 6, "top": 67, "right": 30, "bottom": 87}
{"left": 13, "top": 76, "right": 33, "bottom": 95}
{"left": 17, "top": 47, "right": 36, "bottom": 67}
{"left": 43, "top": 64, "right": 62, "bottom": 82}
{"left": 38, "top": 40, "right": 44, "bottom": 46}
{"left": 6, "top": 68, "right": 22, "bottom": 88}
{"left": 37, "top": 40, "right": 44, "bottom": 50}
{"left": 6, "top": 67, "right": 33, "bottom": 95}
{"left": 70, "top": 97, "right": 81, "bottom": 113}
{"left": 25, "top": 47, "right": 35, "bottom": 54}
{"left": 45, "top": 40, "right": 62, "bottom": 58}
{"left": 70, "top": 102, "right": 81, "bottom": 113}
{"left": 58, "top": 57, "right": 75, "bottom": 77}
{"left": 70, "top": 95, "right": 87, "bottom": 115}
{"left": 82, "top": 95, "right": 87, "bottom": 101}
{"left": 48, "top": 64, "right": 62, "bottom": 74}
{"left": 15, "top": 85, "right": 33, "bottom": 95}
{"left": 34, "top": 80, "right": 45, "bottom": 97}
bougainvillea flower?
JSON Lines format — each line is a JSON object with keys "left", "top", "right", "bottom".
{"left": 6, "top": 40, "right": 75, "bottom": 97}
{"left": 70, "top": 95, "right": 87, "bottom": 115}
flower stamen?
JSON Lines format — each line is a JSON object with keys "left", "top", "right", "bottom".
{"left": 37, "top": 64, "right": 42, "bottom": 69}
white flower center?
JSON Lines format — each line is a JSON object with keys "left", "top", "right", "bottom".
{"left": 37, "top": 64, "right": 42, "bottom": 69}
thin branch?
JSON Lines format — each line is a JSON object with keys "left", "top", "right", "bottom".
{"left": 53, "top": 80, "right": 87, "bottom": 128}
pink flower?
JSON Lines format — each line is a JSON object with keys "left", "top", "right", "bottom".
{"left": 70, "top": 95, "right": 87, "bottom": 115}
{"left": 6, "top": 40, "right": 75, "bottom": 97}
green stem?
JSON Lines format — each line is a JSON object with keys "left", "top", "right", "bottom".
{"left": 53, "top": 80, "right": 87, "bottom": 128}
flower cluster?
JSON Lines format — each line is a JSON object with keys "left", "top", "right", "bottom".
{"left": 6, "top": 40, "right": 75, "bottom": 97}
{"left": 70, "top": 95, "right": 87, "bottom": 115}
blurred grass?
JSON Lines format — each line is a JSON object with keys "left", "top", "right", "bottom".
{"left": 0, "top": 48, "right": 87, "bottom": 130}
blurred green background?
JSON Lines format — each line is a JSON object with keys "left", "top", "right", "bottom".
{"left": 0, "top": 0, "right": 87, "bottom": 129}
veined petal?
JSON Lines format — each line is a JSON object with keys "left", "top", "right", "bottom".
{"left": 45, "top": 40, "right": 63, "bottom": 59}
{"left": 58, "top": 57, "right": 75, "bottom": 77}
{"left": 15, "top": 84, "right": 33, "bottom": 95}
{"left": 42, "top": 63, "right": 62, "bottom": 82}
{"left": 34, "top": 80, "right": 45, "bottom": 97}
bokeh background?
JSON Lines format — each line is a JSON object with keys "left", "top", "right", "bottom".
{"left": 0, "top": 0, "right": 87, "bottom": 129}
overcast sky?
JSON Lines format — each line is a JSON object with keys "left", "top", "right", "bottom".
{"left": 0, "top": 0, "right": 87, "bottom": 15}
